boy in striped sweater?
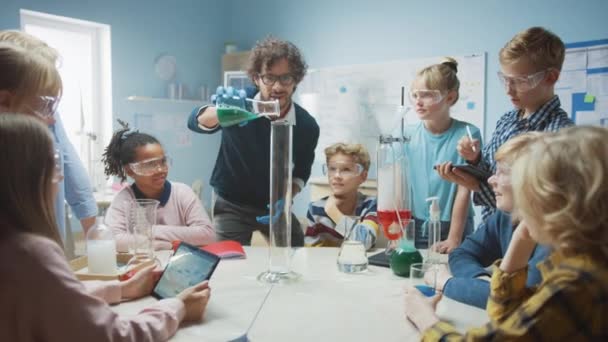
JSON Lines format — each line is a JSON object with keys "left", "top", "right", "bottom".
{"left": 305, "top": 143, "right": 378, "bottom": 250}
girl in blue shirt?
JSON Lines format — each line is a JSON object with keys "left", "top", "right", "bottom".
{"left": 405, "top": 58, "right": 481, "bottom": 253}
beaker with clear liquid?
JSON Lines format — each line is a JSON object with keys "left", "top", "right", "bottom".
{"left": 337, "top": 216, "right": 368, "bottom": 273}
{"left": 128, "top": 199, "right": 159, "bottom": 265}
{"left": 216, "top": 96, "right": 280, "bottom": 127}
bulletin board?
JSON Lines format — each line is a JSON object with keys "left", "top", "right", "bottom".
{"left": 294, "top": 53, "right": 486, "bottom": 171}
{"left": 555, "top": 38, "right": 608, "bottom": 126}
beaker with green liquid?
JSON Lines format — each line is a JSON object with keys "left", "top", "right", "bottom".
{"left": 216, "top": 96, "right": 280, "bottom": 127}
{"left": 389, "top": 219, "right": 423, "bottom": 277}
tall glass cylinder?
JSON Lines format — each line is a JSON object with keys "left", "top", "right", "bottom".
{"left": 128, "top": 199, "right": 159, "bottom": 266}
{"left": 376, "top": 135, "right": 412, "bottom": 251}
{"left": 258, "top": 120, "right": 300, "bottom": 284}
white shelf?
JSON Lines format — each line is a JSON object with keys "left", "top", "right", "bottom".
{"left": 126, "top": 96, "right": 208, "bottom": 105}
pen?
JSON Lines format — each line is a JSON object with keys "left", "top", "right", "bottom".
{"left": 466, "top": 125, "right": 476, "bottom": 152}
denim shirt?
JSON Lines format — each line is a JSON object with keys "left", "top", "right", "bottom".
{"left": 50, "top": 115, "right": 97, "bottom": 241}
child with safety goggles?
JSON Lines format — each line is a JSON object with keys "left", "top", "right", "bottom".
{"left": 304, "top": 143, "right": 378, "bottom": 250}
{"left": 437, "top": 27, "right": 574, "bottom": 221}
{"left": 102, "top": 120, "right": 215, "bottom": 251}
{"left": 405, "top": 57, "right": 481, "bottom": 253}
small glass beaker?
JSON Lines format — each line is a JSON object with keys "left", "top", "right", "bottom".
{"left": 337, "top": 216, "right": 368, "bottom": 273}
{"left": 216, "top": 95, "right": 280, "bottom": 127}
{"left": 409, "top": 262, "right": 438, "bottom": 297}
{"left": 127, "top": 199, "right": 159, "bottom": 266}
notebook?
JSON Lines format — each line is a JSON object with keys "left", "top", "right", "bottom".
{"left": 171, "top": 240, "right": 246, "bottom": 259}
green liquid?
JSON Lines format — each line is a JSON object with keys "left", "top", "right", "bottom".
{"left": 217, "top": 107, "right": 259, "bottom": 127}
{"left": 389, "top": 242, "right": 423, "bottom": 277}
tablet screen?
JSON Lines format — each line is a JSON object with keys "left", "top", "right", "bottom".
{"left": 153, "top": 242, "right": 220, "bottom": 299}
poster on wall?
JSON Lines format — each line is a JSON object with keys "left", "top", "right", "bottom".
{"left": 556, "top": 39, "right": 608, "bottom": 127}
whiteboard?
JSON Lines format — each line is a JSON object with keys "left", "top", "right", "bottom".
{"left": 295, "top": 54, "right": 486, "bottom": 173}
{"left": 555, "top": 38, "right": 608, "bottom": 127}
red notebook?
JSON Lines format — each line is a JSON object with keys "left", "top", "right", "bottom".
{"left": 171, "top": 240, "right": 246, "bottom": 259}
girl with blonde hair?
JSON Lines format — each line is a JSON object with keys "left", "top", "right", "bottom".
{"left": 406, "top": 58, "right": 481, "bottom": 253}
{"left": 404, "top": 125, "right": 608, "bottom": 340}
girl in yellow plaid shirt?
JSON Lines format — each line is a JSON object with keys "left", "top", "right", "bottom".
{"left": 404, "top": 125, "right": 608, "bottom": 341}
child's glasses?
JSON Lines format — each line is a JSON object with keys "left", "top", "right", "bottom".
{"left": 52, "top": 149, "right": 64, "bottom": 184}
{"left": 29, "top": 95, "right": 60, "bottom": 120}
{"left": 497, "top": 70, "right": 547, "bottom": 93}
{"left": 408, "top": 89, "right": 444, "bottom": 106}
{"left": 129, "top": 156, "right": 171, "bottom": 176}
{"left": 491, "top": 162, "right": 512, "bottom": 186}
{"left": 322, "top": 162, "right": 364, "bottom": 178}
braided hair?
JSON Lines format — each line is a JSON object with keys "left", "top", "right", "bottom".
{"left": 102, "top": 119, "right": 160, "bottom": 182}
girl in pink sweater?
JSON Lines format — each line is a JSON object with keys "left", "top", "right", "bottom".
{"left": 0, "top": 112, "right": 211, "bottom": 341}
{"left": 102, "top": 121, "right": 215, "bottom": 251}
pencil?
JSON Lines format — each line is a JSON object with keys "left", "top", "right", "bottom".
{"left": 466, "top": 125, "right": 476, "bottom": 152}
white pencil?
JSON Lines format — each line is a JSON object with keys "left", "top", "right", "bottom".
{"left": 466, "top": 125, "right": 476, "bottom": 152}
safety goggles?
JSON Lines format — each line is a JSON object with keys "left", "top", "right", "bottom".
{"left": 497, "top": 70, "right": 547, "bottom": 92}
{"left": 28, "top": 95, "right": 60, "bottom": 120}
{"left": 322, "top": 162, "right": 364, "bottom": 178}
{"left": 52, "top": 149, "right": 64, "bottom": 184}
{"left": 409, "top": 89, "right": 444, "bottom": 106}
{"left": 492, "top": 162, "right": 512, "bottom": 186}
{"left": 129, "top": 156, "right": 171, "bottom": 176}
{"left": 257, "top": 73, "right": 296, "bottom": 86}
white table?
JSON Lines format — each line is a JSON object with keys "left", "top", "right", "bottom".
{"left": 113, "top": 247, "right": 488, "bottom": 341}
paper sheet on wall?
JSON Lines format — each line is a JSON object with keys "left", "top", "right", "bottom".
{"left": 563, "top": 49, "right": 587, "bottom": 71}
{"left": 588, "top": 46, "right": 608, "bottom": 69}
{"left": 296, "top": 54, "right": 486, "bottom": 168}
{"left": 559, "top": 39, "right": 608, "bottom": 125}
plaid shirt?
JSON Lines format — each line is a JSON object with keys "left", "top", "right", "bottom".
{"left": 423, "top": 252, "right": 608, "bottom": 341}
{"left": 474, "top": 95, "right": 573, "bottom": 220}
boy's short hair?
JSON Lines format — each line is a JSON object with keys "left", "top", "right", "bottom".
{"left": 511, "top": 126, "right": 608, "bottom": 259}
{"left": 494, "top": 131, "right": 545, "bottom": 165}
{"left": 324, "top": 143, "right": 371, "bottom": 171}
{"left": 246, "top": 36, "right": 308, "bottom": 85}
{"left": 499, "top": 27, "right": 565, "bottom": 71}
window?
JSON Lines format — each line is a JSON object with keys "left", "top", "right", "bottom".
{"left": 21, "top": 9, "right": 112, "bottom": 192}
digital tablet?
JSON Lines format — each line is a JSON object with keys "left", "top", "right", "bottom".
{"left": 452, "top": 164, "right": 492, "bottom": 181}
{"left": 368, "top": 251, "right": 391, "bottom": 268}
{"left": 152, "top": 242, "right": 220, "bottom": 299}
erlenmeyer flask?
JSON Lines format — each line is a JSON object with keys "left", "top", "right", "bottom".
{"left": 337, "top": 216, "right": 368, "bottom": 273}
{"left": 216, "top": 95, "right": 280, "bottom": 127}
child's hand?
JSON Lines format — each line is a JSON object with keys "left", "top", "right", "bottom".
{"left": 434, "top": 238, "right": 460, "bottom": 254}
{"left": 435, "top": 161, "right": 481, "bottom": 192}
{"left": 177, "top": 281, "right": 211, "bottom": 322}
{"left": 456, "top": 135, "right": 481, "bottom": 164}
{"left": 120, "top": 265, "right": 158, "bottom": 300}
{"left": 404, "top": 285, "right": 442, "bottom": 332}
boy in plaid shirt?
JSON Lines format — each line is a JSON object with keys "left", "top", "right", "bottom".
{"left": 437, "top": 27, "right": 573, "bottom": 221}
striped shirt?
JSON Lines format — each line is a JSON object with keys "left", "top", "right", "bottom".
{"left": 474, "top": 95, "right": 573, "bottom": 219}
{"left": 423, "top": 252, "right": 608, "bottom": 341}
{"left": 305, "top": 193, "right": 378, "bottom": 250}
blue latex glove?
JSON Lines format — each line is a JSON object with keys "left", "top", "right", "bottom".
{"left": 211, "top": 86, "right": 253, "bottom": 127}
{"left": 256, "top": 199, "right": 285, "bottom": 225}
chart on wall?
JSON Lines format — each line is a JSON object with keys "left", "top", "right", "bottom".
{"left": 555, "top": 39, "right": 608, "bottom": 127}
{"left": 295, "top": 53, "right": 486, "bottom": 168}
